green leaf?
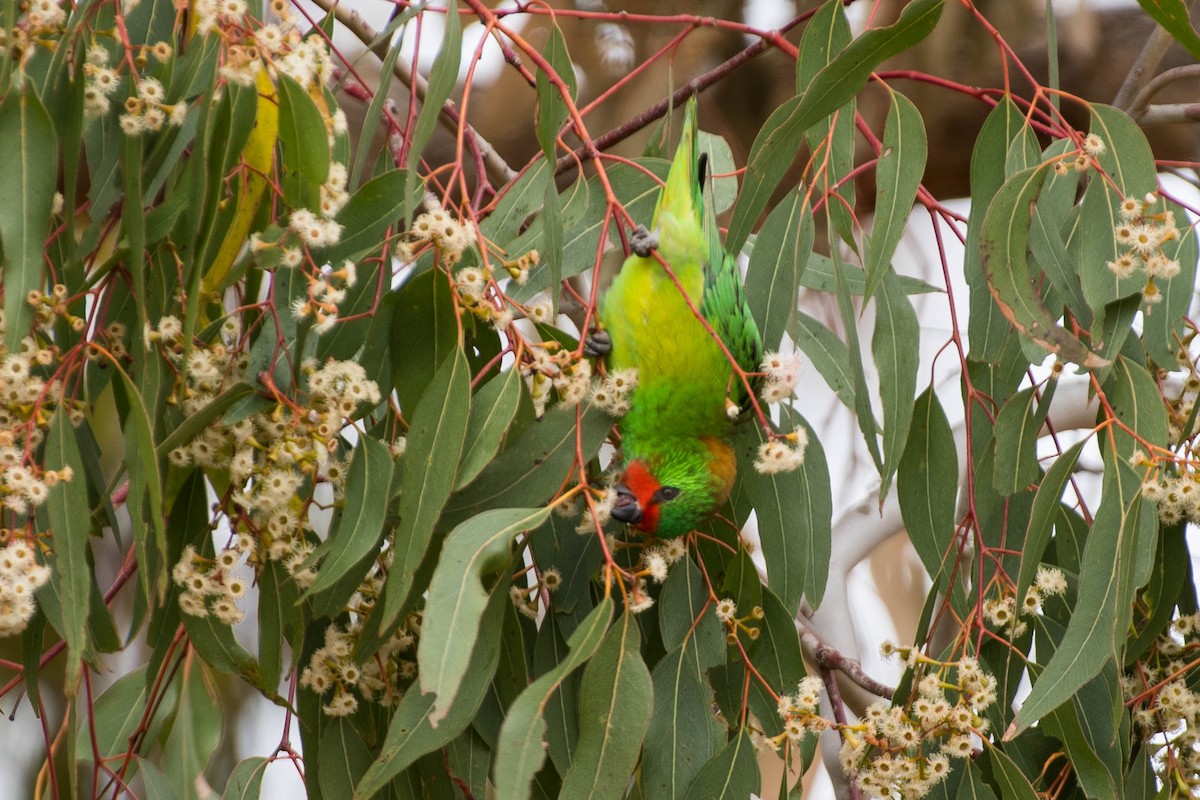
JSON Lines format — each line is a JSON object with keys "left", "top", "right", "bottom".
{"left": 155, "top": 382, "right": 256, "bottom": 459}
{"left": 114, "top": 345, "right": 167, "bottom": 606}
{"left": 965, "top": 97, "right": 1030, "bottom": 362}
{"left": 303, "top": 435, "right": 394, "bottom": 603}
{"left": 798, "top": 253, "right": 940, "bottom": 296}
{"left": 76, "top": 666, "right": 175, "bottom": 765}
{"left": 559, "top": 612, "right": 653, "bottom": 800}
{"left": 355, "top": 584, "right": 510, "bottom": 799}
{"left": 745, "top": 190, "right": 812, "bottom": 349}
{"left": 1015, "top": 440, "right": 1084, "bottom": 608}
{"left": 682, "top": 729, "right": 761, "bottom": 800}
{"left": 42, "top": 410, "right": 91, "bottom": 692}
{"left": 1142, "top": 196, "right": 1198, "bottom": 366}
{"left": 220, "top": 757, "right": 270, "bottom": 800}
{"left": 0, "top": 78, "right": 57, "bottom": 348}
{"left": 391, "top": 268, "right": 458, "bottom": 414}
{"left": 1078, "top": 106, "right": 1157, "bottom": 313}
{"left": 898, "top": 388, "right": 960, "bottom": 585}
{"left": 792, "top": 311, "right": 855, "bottom": 409}
{"left": 448, "top": 728, "right": 491, "bottom": 800}
{"left": 642, "top": 644, "right": 723, "bottom": 799}
{"left": 739, "top": 413, "right": 832, "bottom": 614}
{"left": 276, "top": 73, "right": 329, "bottom": 209}
{"left": 418, "top": 507, "right": 552, "bottom": 725}
{"left": 698, "top": 131, "right": 738, "bottom": 214}
{"left": 1135, "top": 0, "right": 1200, "bottom": 67}
{"left": 726, "top": 0, "right": 943, "bottom": 252}
{"left": 493, "top": 598, "right": 613, "bottom": 800}
{"left": 322, "top": 169, "right": 425, "bottom": 264}
{"left": 873, "top": 270, "right": 920, "bottom": 497}
{"left": 482, "top": 160, "right": 550, "bottom": 244}
{"left": 457, "top": 366, "right": 523, "bottom": 489}
{"left": 1011, "top": 458, "right": 1156, "bottom": 733}
{"left": 982, "top": 743, "right": 1039, "bottom": 800}
{"left": 979, "top": 165, "right": 1107, "bottom": 368}
{"left": 405, "top": 0, "right": 460, "bottom": 214}
{"left": 748, "top": 589, "right": 807, "bottom": 736}
{"left": 373, "top": 347, "right": 470, "bottom": 632}
{"left": 442, "top": 404, "right": 609, "bottom": 525}
{"left": 1103, "top": 355, "right": 1169, "bottom": 464}
{"left": 138, "top": 758, "right": 181, "bottom": 800}
{"left": 535, "top": 23, "right": 575, "bottom": 160}
{"left": 162, "top": 663, "right": 223, "bottom": 800}
{"left": 865, "top": 92, "right": 926, "bottom": 300}
{"left": 319, "top": 718, "right": 375, "bottom": 800}
{"left": 991, "top": 388, "right": 1040, "bottom": 496}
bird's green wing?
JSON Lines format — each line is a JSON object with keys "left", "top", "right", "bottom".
{"left": 699, "top": 154, "right": 763, "bottom": 412}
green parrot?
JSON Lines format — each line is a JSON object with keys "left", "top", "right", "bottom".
{"left": 597, "top": 97, "right": 762, "bottom": 538}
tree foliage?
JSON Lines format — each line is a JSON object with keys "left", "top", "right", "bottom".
{"left": 3, "top": 0, "right": 1200, "bottom": 797}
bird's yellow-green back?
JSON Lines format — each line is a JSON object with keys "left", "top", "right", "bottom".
{"left": 599, "top": 97, "right": 762, "bottom": 538}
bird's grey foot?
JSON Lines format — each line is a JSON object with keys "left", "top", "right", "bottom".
{"left": 583, "top": 328, "right": 612, "bottom": 358}
{"left": 630, "top": 225, "right": 659, "bottom": 258}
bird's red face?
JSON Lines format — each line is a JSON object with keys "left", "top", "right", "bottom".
{"left": 610, "top": 460, "right": 685, "bottom": 534}
{"left": 611, "top": 460, "right": 660, "bottom": 532}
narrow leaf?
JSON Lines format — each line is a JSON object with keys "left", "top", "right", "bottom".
{"left": 682, "top": 729, "right": 761, "bottom": 800}
{"left": 0, "top": 79, "right": 57, "bottom": 348}
{"left": 865, "top": 92, "right": 926, "bottom": 300}
{"left": 873, "top": 270, "right": 920, "bottom": 497}
{"left": 374, "top": 347, "right": 470, "bottom": 631}
{"left": 456, "top": 366, "right": 522, "bottom": 489}
{"left": 992, "top": 388, "right": 1040, "bottom": 496}
{"left": 745, "top": 190, "right": 812, "bottom": 349}
{"left": 43, "top": 410, "right": 91, "bottom": 692}
{"left": 980, "top": 165, "right": 1107, "bottom": 368}
{"left": 303, "top": 436, "right": 394, "bottom": 600}
{"left": 418, "top": 507, "right": 553, "bottom": 725}
{"left": 559, "top": 612, "right": 653, "bottom": 800}
{"left": 493, "top": 599, "right": 613, "bottom": 800}
{"left": 898, "top": 388, "right": 959, "bottom": 583}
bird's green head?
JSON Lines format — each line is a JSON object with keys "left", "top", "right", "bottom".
{"left": 610, "top": 437, "right": 736, "bottom": 539}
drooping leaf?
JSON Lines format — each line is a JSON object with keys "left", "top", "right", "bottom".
{"left": 303, "top": 436, "right": 394, "bottom": 603}
{"left": 220, "top": 757, "right": 270, "bottom": 800}
{"left": 355, "top": 584, "right": 510, "bottom": 798}
{"left": 535, "top": 23, "right": 575, "bottom": 161}
{"left": 979, "top": 165, "right": 1107, "bottom": 368}
{"left": 865, "top": 91, "right": 926, "bottom": 300}
{"left": 559, "top": 612, "right": 653, "bottom": 800}
{"left": 898, "top": 387, "right": 960, "bottom": 585}
{"left": 321, "top": 168, "right": 425, "bottom": 265}
{"left": 42, "top": 410, "right": 91, "bottom": 693}
{"left": 745, "top": 190, "right": 812, "bottom": 349}
{"left": 682, "top": 729, "right": 761, "bottom": 800}
{"left": 1011, "top": 459, "right": 1156, "bottom": 733}
{"left": 418, "top": 507, "right": 552, "bottom": 726}
{"left": 372, "top": 347, "right": 470, "bottom": 632}
{"left": 0, "top": 79, "right": 57, "bottom": 348}
{"left": 405, "top": 0, "right": 460, "bottom": 215}
{"left": 493, "top": 599, "right": 613, "bottom": 800}
{"left": 873, "top": 270, "right": 920, "bottom": 497}
{"left": 992, "top": 388, "right": 1041, "bottom": 496}
{"left": 276, "top": 73, "right": 329, "bottom": 210}
{"left": 1015, "top": 440, "right": 1085, "bottom": 607}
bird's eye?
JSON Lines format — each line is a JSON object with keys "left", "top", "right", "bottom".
{"left": 657, "top": 486, "right": 681, "bottom": 502}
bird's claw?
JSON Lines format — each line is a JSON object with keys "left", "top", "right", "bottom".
{"left": 629, "top": 225, "right": 659, "bottom": 258}
{"left": 583, "top": 328, "right": 612, "bottom": 358}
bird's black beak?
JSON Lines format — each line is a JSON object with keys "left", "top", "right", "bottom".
{"left": 610, "top": 483, "right": 643, "bottom": 525}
